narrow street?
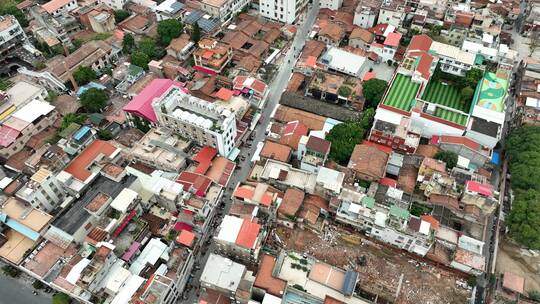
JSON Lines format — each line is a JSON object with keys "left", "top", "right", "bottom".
{"left": 184, "top": 2, "right": 320, "bottom": 302}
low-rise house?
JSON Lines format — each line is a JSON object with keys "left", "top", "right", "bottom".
{"left": 348, "top": 27, "right": 374, "bottom": 49}
{"left": 277, "top": 187, "right": 305, "bottom": 227}
{"left": 0, "top": 15, "right": 27, "bottom": 59}
{"left": 298, "top": 135, "right": 331, "bottom": 172}
{"left": 166, "top": 34, "right": 195, "bottom": 61}
{"left": 317, "top": 22, "right": 346, "bottom": 46}
{"left": 42, "top": 0, "right": 79, "bottom": 16}
{"left": 88, "top": 10, "right": 115, "bottom": 33}
{"left": 348, "top": 142, "right": 390, "bottom": 182}
{"left": 232, "top": 182, "right": 280, "bottom": 214}
{"left": 192, "top": 38, "right": 233, "bottom": 74}
{"left": 155, "top": 0, "right": 185, "bottom": 21}
{"left": 371, "top": 31, "right": 401, "bottom": 63}
{"left": 215, "top": 215, "right": 264, "bottom": 262}
{"left": 320, "top": 47, "right": 369, "bottom": 77}
{"left": 200, "top": 254, "right": 247, "bottom": 298}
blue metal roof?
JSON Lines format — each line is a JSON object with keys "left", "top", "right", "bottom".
{"left": 0, "top": 212, "right": 40, "bottom": 241}
{"left": 183, "top": 10, "right": 219, "bottom": 33}
{"left": 491, "top": 151, "right": 500, "bottom": 165}
{"left": 184, "top": 10, "right": 203, "bottom": 24}
{"left": 170, "top": 1, "right": 184, "bottom": 13}
{"left": 73, "top": 125, "right": 92, "bottom": 141}
{"left": 342, "top": 270, "right": 358, "bottom": 296}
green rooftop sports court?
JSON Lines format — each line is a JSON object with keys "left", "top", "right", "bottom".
{"left": 421, "top": 81, "right": 471, "bottom": 113}
{"left": 474, "top": 72, "right": 508, "bottom": 112}
{"left": 382, "top": 74, "right": 420, "bottom": 111}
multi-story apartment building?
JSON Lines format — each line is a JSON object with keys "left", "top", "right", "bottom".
{"left": 192, "top": 38, "right": 233, "bottom": 74}
{"left": 153, "top": 86, "right": 237, "bottom": 156}
{"left": 320, "top": 0, "right": 342, "bottom": 10}
{"left": 201, "top": 0, "right": 250, "bottom": 25}
{"left": 259, "top": 0, "right": 309, "bottom": 23}
{"left": 430, "top": 40, "right": 475, "bottom": 76}
{"left": 16, "top": 167, "right": 67, "bottom": 212}
{"left": 0, "top": 100, "right": 58, "bottom": 162}
{"left": 98, "top": 0, "right": 128, "bottom": 10}
{"left": 0, "top": 15, "right": 27, "bottom": 59}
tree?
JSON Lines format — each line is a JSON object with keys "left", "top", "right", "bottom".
{"left": 338, "top": 86, "right": 352, "bottom": 98}
{"left": 122, "top": 33, "right": 135, "bottom": 54}
{"left": 359, "top": 107, "right": 375, "bottom": 130}
{"left": 0, "top": 78, "right": 12, "bottom": 91}
{"left": 52, "top": 293, "right": 71, "bottom": 304}
{"left": 0, "top": 6, "right": 28, "bottom": 27}
{"left": 1, "top": 265, "right": 20, "bottom": 277}
{"left": 326, "top": 121, "right": 365, "bottom": 165}
{"left": 191, "top": 22, "right": 201, "bottom": 43}
{"left": 362, "top": 79, "right": 388, "bottom": 108}
{"left": 79, "top": 88, "right": 108, "bottom": 113}
{"left": 434, "top": 150, "right": 458, "bottom": 169}
{"left": 138, "top": 37, "right": 165, "bottom": 59}
{"left": 130, "top": 51, "right": 150, "bottom": 70}
{"left": 460, "top": 86, "right": 474, "bottom": 102}
{"left": 114, "top": 9, "right": 130, "bottom": 23}
{"left": 506, "top": 189, "right": 540, "bottom": 249}
{"left": 32, "top": 280, "right": 45, "bottom": 290}
{"left": 73, "top": 66, "right": 97, "bottom": 86}
{"left": 97, "top": 129, "right": 113, "bottom": 140}
{"left": 157, "top": 19, "right": 183, "bottom": 46}
{"left": 465, "top": 68, "right": 483, "bottom": 86}
{"left": 529, "top": 291, "right": 540, "bottom": 301}
{"left": 505, "top": 126, "right": 540, "bottom": 192}
{"left": 60, "top": 113, "right": 87, "bottom": 131}
{"left": 69, "top": 39, "right": 83, "bottom": 53}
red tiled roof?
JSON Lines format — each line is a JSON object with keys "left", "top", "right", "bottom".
{"left": 466, "top": 180, "right": 493, "bottom": 197}
{"left": 379, "top": 177, "right": 397, "bottom": 187}
{"left": 415, "top": 52, "right": 434, "bottom": 80}
{"left": 363, "top": 71, "right": 376, "bottom": 81}
{"left": 455, "top": 12, "right": 474, "bottom": 27}
{"left": 306, "top": 136, "right": 331, "bottom": 155}
{"left": 420, "top": 215, "right": 440, "bottom": 230}
{"left": 439, "top": 135, "right": 481, "bottom": 151}
{"left": 384, "top": 32, "right": 402, "bottom": 47}
{"left": 254, "top": 254, "right": 287, "bottom": 296}
{"left": 278, "top": 188, "right": 305, "bottom": 217}
{"left": 234, "top": 186, "right": 254, "bottom": 200}
{"left": 235, "top": 219, "right": 261, "bottom": 249}
{"left": 176, "top": 230, "right": 196, "bottom": 247}
{"left": 428, "top": 194, "right": 459, "bottom": 210}
{"left": 369, "top": 23, "right": 389, "bottom": 36}
{"left": 260, "top": 141, "right": 292, "bottom": 163}
{"left": 408, "top": 34, "right": 432, "bottom": 52}
{"left": 64, "top": 140, "right": 118, "bottom": 182}
{"left": 177, "top": 171, "right": 213, "bottom": 197}
{"left": 214, "top": 87, "right": 234, "bottom": 101}
{"left": 193, "top": 146, "right": 217, "bottom": 174}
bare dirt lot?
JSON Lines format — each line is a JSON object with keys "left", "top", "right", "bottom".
{"left": 496, "top": 237, "right": 540, "bottom": 295}
{"left": 275, "top": 225, "right": 471, "bottom": 304}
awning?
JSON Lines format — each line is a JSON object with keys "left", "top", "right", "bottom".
{"left": 113, "top": 209, "right": 137, "bottom": 237}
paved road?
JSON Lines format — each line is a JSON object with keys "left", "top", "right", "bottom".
{"left": 0, "top": 275, "right": 51, "bottom": 304}
{"left": 184, "top": 3, "right": 320, "bottom": 303}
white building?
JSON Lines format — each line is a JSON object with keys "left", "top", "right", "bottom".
{"left": 353, "top": 5, "right": 377, "bottom": 28}
{"left": 155, "top": 0, "right": 184, "bottom": 21}
{"left": 201, "top": 0, "right": 250, "bottom": 24}
{"left": 41, "top": 0, "right": 79, "bottom": 16}
{"left": 320, "top": 0, "right": 342, "bottom": 10}
{"left": 430, "top": 41, "right": 475, "bottom": 76}
{"left": 98, "top": 0, "right": 128, "bottom": 10}
{"left": 319, "top": 47, "right": 368, "bottom": 77}
{"left": 259, "top": 0, "right": 309, "bottom": 23}
{"left": 16, "top": 167, "right": 67, "bottom": 212}
{"left": 153, "top": 87, "right": 237, "bottom": 156}
{"left": 0, "top": 15, "right": 27, "bottom": 57}
{"left": 200, "top": 254, "right": 246, "bottom": 296}
{"left": 378, "top": 5, "right": 405, "bottom": 27}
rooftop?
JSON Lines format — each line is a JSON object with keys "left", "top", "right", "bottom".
{"left": 200, "top": 254, "right": 245, "bottom": 292}
{"left": 382, "top": 74, "right": 420, "bottom": 112}
{"left": 320, "top": 47, "right": 367, "bottom": 76}
{"left": 473, "top": 72, "right": 508, "bottom": 113}
{"left": 42, "top": 0, "right": 72, "bottom": 13}
{"left": 502, "top": 272, "right": 525, "bottom": 294}
{"left": 260, "top": 141, "right": 292, "bottom": 163}
{"left": 63, "top": 140, "right": 120, "bottom": 182}
{"left": 278, "top": 188, "right": 305, "bottom": 217}
{"left": 254, "top": 254, "right": 287, "bottom": 296}
{"left": 123, "top": 79, "right": 183, "bottom": 123}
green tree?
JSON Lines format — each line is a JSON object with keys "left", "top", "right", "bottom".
{"left": 60, "top": 113, "right": 87, "bottom": 131}
{"left": 1, "top": 265, "right": 20, "bottom": 277}
{"left": 130, "top": 51, "right": 150, "bottom": 70}
{"left": 73, "top": 66, "right": 97, "bottom": 86}
{"left": 138, "top": 37, "right": 165, "bottom": 59}
{"left": 326, "top": 121, "right": 365, "bottom": 165}
{"left": 97, "top": 129, "right": 113, "bottom": 140}
{"left": 465, "top": 68, "right": 483, "bottom": 86}
{"left": 79, "top": 88, "right": 108, "bottom": 113}
{"left": 52, "top": 292, "right": 71, "bottom": 304}
{"left": 529, "top": 291, "right": 540, "bottom": 301}
{"left": 0, "top": 6, "right": 28, "bottom": 27}
{"left": 505, "top": 126, "right": 540, "bottom": 192}
{"left": 0, "top": 78, "right": 12, "bottom": 91}
{"left": 460, "top": 86, "right": 474, "bottom": 102}
{"left": 191, "top": 22, "right": 201, "bottom": 43}
{"left": 507, "top": 189, "right": 540, "bottom": 249}
{"left": 122, "top": 33, "right": 135, "bottom": 54}
{"left": 338, "top": 86, "right": 352, "bottom": 98}
{"left": 157, "top": 19, "right": 183, "bottom": 46}
{"left": 359, "top": 107, "right": 375, "bottom": 130}
{"left": 32, "top": 280, "right": 45, "bottom": 290}
{"left": 434, "top": 150, "right": 458, "bottom": 169}
{"left": 362, "top": 79, "right": 388, "bottom": 108}
{"left": 69, "top": 39, "right": 83, "bottom": 53}
{"left": 114, "top": 9, "right": 130, "bottom": 23}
